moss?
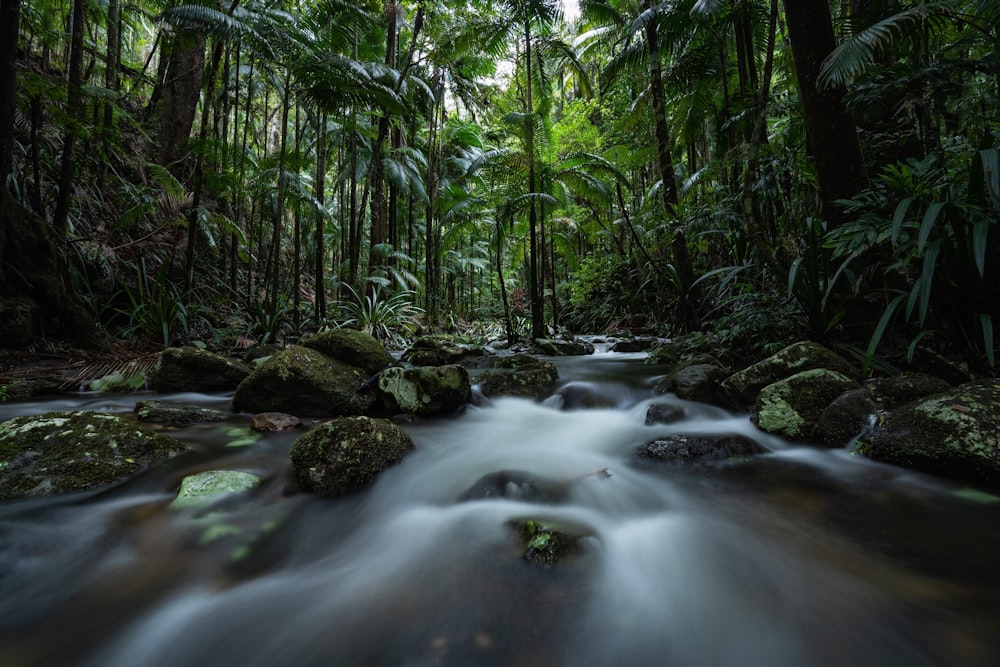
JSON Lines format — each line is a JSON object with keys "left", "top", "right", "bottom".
{"left": 754, "top": 368, "right": 858, "bottom": 440}
{"left": 169, "top": 470, "right": 261, "bottom": 509}
{"left": 0, "top": 411, "right": 187, "bottom": 500}
{"left": 377, "top": 365, "right": 471, "bottom": 416}
{"left": 302, "top": 329, "right": 394, "bottom": 375}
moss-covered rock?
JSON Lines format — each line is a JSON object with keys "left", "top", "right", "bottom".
{"left": 289, "top": 416, "right": 414, "bottom": 496}
{"left": 135, "top": 400, "right": 229, "bottom": 425}
{"left": 169, "top": 470, "right": 262, "bottom": 509}
{"left": 153, "top": 347, "right": 252, "bottom": 393}
{"left": 0, "top": 411, "right": 188, "bottom": 500}
{"left": 509, "top": 519, "right": 593, "bottom": 567}
{"left": 477, "top": 354, "right": 559, "bottom": 400}
{"left": 534, "top": 337, "right": 595, "bottom": 356}
{"left": 302, "top": 329, "right": 395, "bottom": 375}
{"left": 645, "top": 332, "right": 716, "bottom": 366}
{"left": 856, "top": 380, "right": 1000, "bottom": 484}
{"left": 719, "top": 341, "right": 856, "bottom": 408}
{"left": 636, "top": 434, "right": 765, "bottom": 464}
{"left": 233, "top": 345, "right": 374, "bottom": 417}
{"left": 655, "top": 356, "right": 726, "bottom": 405}
{"left": 249, "top": 412, "right": 302, "bottom": 432}
{"left": 867, "top": 372, "right": 952, "bottom": 409}
{"left": 644, "top": 402, "right": 687, "bottom": 425}
{"left": 755, "top": 368, "right": 859, "bottom": 440}
{"left": 401, "top": 337, "right": 468, "bottom": 366}
{"left": 377, "top": 364, "right": 471, "bottom": 416}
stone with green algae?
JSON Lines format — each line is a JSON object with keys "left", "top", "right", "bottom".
{"left": 0, "top": 411, "right": 187, "bottom": 500}
{"left": 377, "top": 364, "right": 471, "bottom": 416}
{"left": 754, "top": 368, "right": 859, "bottom": 440}
{"left": 169, "top": 470, "right": 261, "bottom": 509}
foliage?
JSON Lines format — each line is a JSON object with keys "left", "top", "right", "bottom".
{"left": 332, "top": 284, "right": 425, "bottom": 348}
{"left": 111, "top": 260, "right": 206, "bottom": 347}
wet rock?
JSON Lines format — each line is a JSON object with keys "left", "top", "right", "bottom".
{"left": 301, "top": 329, "right": 395, "bottom": 375}
{"left": 289, "top": 416, "right": 415, "bottom": 497}
{"left": 477, "top": 354, "right": 559, "bottom": 400}
{"left": 867, "top": 372, "right": 952, "bottom": 409}
{"left": 720, "top": 341, "right": 856, "bottom": 408}
{"left": 645, "top": 402, "right": 686, "bottom": 425}
{"left": 460, "top": 468, "right": 612, "bottom": 502}
{"left": 233, "top": 345, "right": 373, "bottom": 417}
{"left": 553, "top": 381, "right": 619, "bottom": 410}
{"left": 89, "top": 371, "right": 147, "bottom": 393}
{"left": 377, "top": 365, "right": 471, "bottom": 417}
{"left": 169, "top": 470, "right": 262, "bottom": 509}
{"left": 609, "top": 338, "right": 656, "bottom": 353}
{"left": 401, "top": 337, "right": 468, "bottom": 366}
{"left": 509, "top": 519, "right": 592, "bottom": 567}
{"left": 534, "top": 338, "right": 595, "bottom": 356}
{"left": 250, "top": 412, "right": 302, "bottom": 432}
{"left": 153, "top": 347, "right": 252, "bottom": 393}
{"left": 135, "top": 400, "right": 229, "bottom": 425}
{"left": 856, "top": 380, "right": 1000, "bottom": 485}
{"left": 755, "top": 368, "right": 859, "bottom": 440}
{"left": 646, "top": 332, "right": 716, "bottom": 366}
{"left": 656, "top": 358, "right": 726, "bottom": 404}
{"left": 636, "top": 434, "right": 765, "bottom": 464}
{"left": 812, "top": 388, "right": 878, "bottom": 447}
{"left": 0, "top": 411, "right": 188, "bottom": 500}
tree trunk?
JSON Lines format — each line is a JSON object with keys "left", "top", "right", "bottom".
{"left": 0, "top": 0, "right": 19, "bottom": 261}
{"left": 525, "top": 19, "right": 544, "bottom": 340}
{"left": 52, "top": 0, "right": 87, "bottom": 234}
{"left": 151, "top": 30, "right": 205, "bottom": 170}
{"left": 782, "top": 0, "right": 868, "bottom": 227}
{"left": 314, "top": 111, "right": 328, "bottom": 322}
{"left": 643, "top": 0, "right": 679, "bottom": 212}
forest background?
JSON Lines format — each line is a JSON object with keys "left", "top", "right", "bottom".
{"left": 0, "top": 0, "right": 998, "bottom": 378}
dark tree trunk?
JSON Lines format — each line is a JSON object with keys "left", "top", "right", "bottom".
{"left": 152, "top": 30, "right": 206, "bottom": 170}
{"left": 0, "top": 0, "right": 19, "bottom": 262}
{"left": 314, "top": 111, "right": 328, "bottom": 322}
{"left": 525, "top": 19, "right": 544, "bottom": 340}
{"left": 782, "top": 0, "right": 868, "bottom": 227}
{"left": 52, "top": 0, "right": 86, "bottom": 234}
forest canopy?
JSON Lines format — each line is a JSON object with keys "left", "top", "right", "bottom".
{"left": 0, "top": 0, "right": 998, "bottom": 375}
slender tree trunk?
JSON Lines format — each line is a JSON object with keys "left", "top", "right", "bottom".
{"left": 0, "top": 0, "right": 18, "bottom": 262}
{"left": 52, "top": 0, "right": 87, "bottom": 234}
{"left": 782, "top": 0, "right": 868, "bottom": 227}
{"left": 268, "top": 72, "right": 291, "bottom": 318}
{"left": 103, "top": 0, "right": 120, "bottom": 133}
{"left": 524, "top": 19, "right": 544, "bottom": 340}
{"left": 314, "top": 111, "right": 327, "bottom": 322}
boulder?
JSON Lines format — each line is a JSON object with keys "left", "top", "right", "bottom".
{"left": 301, "top": 329, "right": 395, "bottom": 375}
{"left": 755, "top": 368, "right": 860, "bottom": 440}
{"left": 656, "top": 357, "right": 726, "bottom": 404}
{"left": 509, "top": 519, "right": 593, "bottom": 567}
{"left": 856, "top": 380, "right": 1000, "bottom": 485}
{"left": 553, "top": 381, "right": 619, "bottom": 410}
{"left": 636, "top": 434, "right": 765, "bottom": 464}
{"left": 135, "top": 400, "right": 229, "bottom": 425}
{"left": 0, "top": 411, "right": 187, "bottom": 500}
{"left": 534, "top": 338, "right": 595, "bottom": 356}
{"left": 477, "top": 354, "right": 559, "bottom": 400}
{"left": 153, "top": 347, "right": 252, "bottom": 393}
{"left": 250, "top": 412, "right": 302, "bottom": 432}
{"left": 377, "top": 364, "right": 471, "bottom": 417}
{"left": 401, "top": 337, "right": 468, "bottom": 366}
{"left": 460, "top": 468, "right": 611, "bottom": 503}
{"left": 811, "top": 388, "right": 878, "bottom": 447}
{"left": 645, "top": 332, "right": 715, "bottom": 366}
{"left": 289, "top": 416, "right": 414, "bottom": 497}
{"left": 169, "top": 470, "right": 262, "bottom": 509}
{"left": 719, "top": 341, "right": 856, "bottom": 408}
{"left": 645, "top": 402, "right": 687, "bottom": 425}
{"left": 609, "top": 338, "right": 656, "bottom": 353}
{"left": 232, "top": 345, "right": 373, "bottom": 417}
{"left": 867, "top": 372, "right": 952, "bottom": 409}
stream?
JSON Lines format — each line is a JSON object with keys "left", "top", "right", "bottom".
{"left": 1, "top": 351, "right": 999, "bottom": 666}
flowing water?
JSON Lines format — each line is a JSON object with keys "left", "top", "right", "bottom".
{"left": 1, "top": 352, "right": 999, "bottom": 666}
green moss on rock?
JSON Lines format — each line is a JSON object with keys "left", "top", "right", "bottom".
{"left": 169, "top": 470, "right": 261, "bottom": 509}
{"left": 0, "top": 411, "right": 187, "bottom": 500}
{"left": 302, "top": 329, "right": 395, "bottom": 375}
{"left": 477, "top": 355, "right": 559, "bottom": 400}
{"left": 289, "top": 416, "right": 414, "bottom": 496}
{"left": 720, "top": 341, "right": 856, "bottom": 408}
{"left": 153, "top": 347, "right": 251, "bottom": 393}
{"left": 856, "top": 381, "right": 1000, "bottom": 484}
{"left": 754, "top": 368, "right": 859, "bottom": 440}
{"left": 233, "top": 345, "right": 374, "bottom": 417}
{"left": 377, "top": 364, "right": 471, "bottom": 416}
{"left": 135, "top": 400, "right": 229, "bottom": 425}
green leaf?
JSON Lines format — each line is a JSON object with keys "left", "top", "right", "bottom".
{"left": 864, "top": 294, "right": 906, "bottom": 377}
{"left": 979, "top": 314, "right": 996, "bottom": 369}
{"left": 891, "top": 197, "right": 913, "bottom": 245}
{"left": 917, "top": 201, "right": 946, "bottom": 252}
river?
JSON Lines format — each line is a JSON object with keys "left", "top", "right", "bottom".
{"left": 1, "top": 350, "right": 998, "bottom": 666}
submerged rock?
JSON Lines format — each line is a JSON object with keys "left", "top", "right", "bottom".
{"left": 377, "top": 364, "right": 471, "bottom": 416}
{"left": 636, "top": 434, "right": 765, "bottom": 465}
{"left": 477, "top": 354, "right": 559, "bottom": 400}
{"left": 553, "top": 382, "right": 619, "bottom": 410}
{"left": 233, "top": 345, "right": 373, "bottom": 417}
{"left": 856, "top": 380, "right": 1000, "bottom": 485}
{"left": 135, "top": 400, "right": 229, "bottom": 425}
{"left": 153, "top": 347, "right": 252, "bottom": 393}
{"left": 509, "top": 519, "right": 593, "bottom": 566}
{"left": 289, "top": 416, "right": 415, "bottom": 497}
{"left": 301, "top": 329, "right": 395, "bottom": 375}
{"left": 169, "top": 470, "right": 262, "bottom": 509}
{"left": 754, "top": 368, "right": 859, "bottom": 440}
{"left": 460, "top": 468, "right": 611, "bottom": 503}
{"left": 0, "top": 411, "right": 187, "bottom": 500}
{"left": 719, "top": 341, "right": 856, "bottom": 408}
{"left": 645, "top": 402, "right": 687, "bottom": 425}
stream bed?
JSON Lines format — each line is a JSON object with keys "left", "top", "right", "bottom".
{"left": 1, "top": 351, "right": 999, "bottom": 666}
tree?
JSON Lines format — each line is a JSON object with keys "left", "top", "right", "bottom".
{"left": 782, "top": 0, "right": 868, "bottom": 226}
{"left": 0, "top": 0, "right": 19, "bottom": 257}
